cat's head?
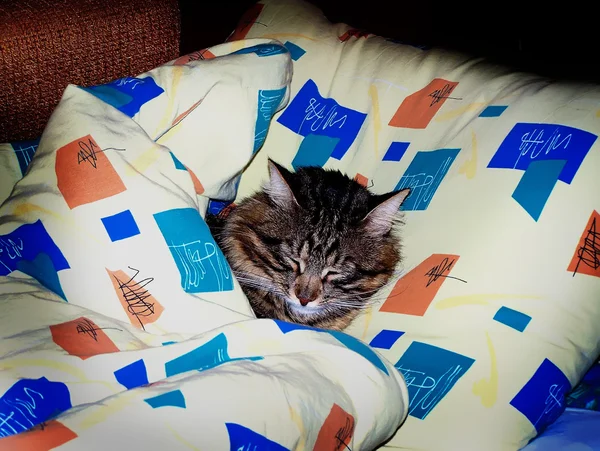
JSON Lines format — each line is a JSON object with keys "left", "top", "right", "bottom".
{"left": 221, "top": 159, "right": 411, "bottom": 329}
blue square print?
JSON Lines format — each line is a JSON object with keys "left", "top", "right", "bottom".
{"left": 395, "top": 341, "right": 475, "bottom": 419}
{"left": 0, "top": 378, "right": 72, "bottom": 437}
{"left": 291, "top": 134, "right": 340, "bottom": 170}
{"left": 283, "top": 41, "right": 306, "bottom": 60}
{"left": 101, "top": 210, "right": 140, "bottom": 242}
{"left": 382, "top": 142, "right": 410, "bottom": 162}
{"left": 11, "top": 138, "right": 40, "bottom": 175}
{"left": 254, "top": 87, "right": 287, "bottom": 153}
{"left": 113, "top": 359, "right": 148, "bottom": 389}
{"left": 277, "top": 79, "right": 367, "bottom": 161}
{"left": 486, "top": 123, "right": 597, "bottom": 184}
{"left": 511, "top": 159, "right": 566, "bottom": 221}
{"left": 510, "top": 358, "right": 571, "bottom": 433}
{"left": 370, "top": 329, "right": 405, "bottom": 349}
{"left": 226, "top": 423, "right": 289, "bottom": 451}
{"left": 493, "top": 306, "right": 531, "bottom": 332}
{"left": 395, "top": 148, "right": 460, "bottom": 211}
{"left": 479, "top": 105, "right": 508, "bottom": 117}
{"left": 153, "top": 208, "right": 233, "bottom": 293}
{"left": 82, "top": 76, "right": 164, "bottom": 117}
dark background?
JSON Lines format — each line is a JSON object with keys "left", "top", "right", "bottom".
{"left": 180, "top": 0, "right": 600, "bottom": 83}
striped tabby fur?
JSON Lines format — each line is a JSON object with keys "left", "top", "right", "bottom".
{"left": 206, "top": 159, "right": 410, "bottom": 331}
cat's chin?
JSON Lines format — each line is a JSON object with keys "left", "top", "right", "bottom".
{"left": 284, "top": 298, "right": 322, "bottom": 317}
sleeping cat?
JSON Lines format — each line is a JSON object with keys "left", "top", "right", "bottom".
{"left": 206, "top": 159, "right": 411, "bottom": 331}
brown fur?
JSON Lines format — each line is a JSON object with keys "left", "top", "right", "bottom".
{"left": 206, "top": 160, "right": 410, "bottom": 331}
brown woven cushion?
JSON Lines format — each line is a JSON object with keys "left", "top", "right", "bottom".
{"left": 0, "top": 0, "right": 181, "bottom": 143}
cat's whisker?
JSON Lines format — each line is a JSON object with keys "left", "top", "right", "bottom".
{"left": 235, "top": 278, "right": 281, "bottom": 293}
{"left": 233, "top": 270, "right": 276, "bottom": 284}
{"left": 233, "top": 271, "right": 290, "bottom": 298}
{"left": 347, "top": 271, "right": 406, "bottom": 297}
{"left": 325, "top": 300, "right": 372, "bottom": 310}
{"left": 235, "top": 279, "right": 273, "bottom": 291}
{"left": 361, "top": 284, "right": 411, "bottom": 303}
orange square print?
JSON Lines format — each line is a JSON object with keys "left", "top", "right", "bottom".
{"left": 55, "top": 135, "right": 126, "bottom": 209}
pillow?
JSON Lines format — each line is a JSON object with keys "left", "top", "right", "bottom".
{"left": 229, "top": 1, "right": 600, "bottom": 450}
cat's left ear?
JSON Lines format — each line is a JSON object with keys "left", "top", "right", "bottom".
{"left": 265, "top": 159, "right": 299, "bottom": 209}
{"left": 361, "top": 188, "right": 411, "bottom": 236}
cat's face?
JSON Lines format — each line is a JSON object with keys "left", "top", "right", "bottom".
{"left": 261, "top": 224, "right": 398, "bottom": 322}
{"left": 219, "top": 160, "right": 410, "bottom": 330}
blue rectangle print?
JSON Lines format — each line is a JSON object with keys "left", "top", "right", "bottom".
{"left": 226, "top": 423, "right": 290, "bottom": 451}
{"left": 292, "top": 134, "right": 340, "bottom": 170}
{"left": 479, "top": 105, "right": 508, "bottom": 117}
{"left": 114, "top": 359, "right": 149, "bottom": 390}
{"left": 510, "top": 358, "right": 571, "bottom": 433}
{"left": 144, "top": 390, "right": 186, "bottom": 409}
{"left": 207, "top": 199, "right": 233, "bottom": 216}
{"left": 383, "top": 142, "right": 410, "bottom": 162}
{"left": 0, "top": 220, "right": 69, "bottom": 276}
{"left": 165, "top": 333, "right": 262, "bottom": 377}
{"left": 512, "top": 159, "right": 566, "bottom": 221}
{"left": 395, "top": 341, "right": 475, "bottom": 419}
{"left": 165, "top": 333, "right": 231, "bottom": 377}
{"left": 154, "top": 208, "right": 233, "bottom": 293}
{"left": 254, "top": 87, "right": 287, "bottom": 153}
{"left": 370, "top": 329, "right": 404, "bottom": 349}
{"left": 0, "top": 377, "right": 72, "bottom": 437}
{"left": 284, "top": 41, "right": 306, "bottom": 60}
{"left": 277, "top": 79, "right": 367, "bottom": 160}
{"left": 101, "top": 209, "right": 141, "bottom": 242}
{"left": 82, "top": 76, "right": 164, "bottom": 117}
{"left": 11, "top": 138, "right": 40, "bottom": 175}
{"left": 487, "top": 123, "right": 597, "bottom": 184}
{"left": 493, "top": 306, "right": 532, "bottom": 332}
{"left": 395, "top": 148, "right": 460, "bottom": 211}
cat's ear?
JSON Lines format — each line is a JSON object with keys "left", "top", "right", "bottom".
{"left": 361, "top": 188, "right": 411, "bottom": 236}
{"left": 265, "top": 159, "right": 299, "bottom": 209}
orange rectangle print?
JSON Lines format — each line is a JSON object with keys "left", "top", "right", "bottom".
{"left": 380, "top": 254, "right": 461, "bottom": 316}
{"left": 354, "top": 173, "right": 368, "bottom": 187}
{"left": 568, "top": 210, "right": 600, "bottom": 278}
{"left": 314, "top": 404, "right": 355, "bottom": 451}
{"left": 388, "top": 79, "right": 459, "bottom": 129}
{"left": 172, "top": 100, "right": 203, "bottom": 127}
{"left": 0, "top": 420, "right": 77, "bottom": 451}
{"left": 107, "top": 267, "right": 164, "bottom": 330}
{"left": 186, "top": 166, "right": 205, "bottom": 195}
{"left": 227, "top": 3, "right": 264, "bottom": 42}
{"left": 55, "top": 135, "right": 127, "bottom": 209}
{"left": 50, "top": 316, "right": 119, "bottom": 360}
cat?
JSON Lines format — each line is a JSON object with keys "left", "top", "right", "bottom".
{"left": 206, "top": 159, "right": 411, "bottom": 331}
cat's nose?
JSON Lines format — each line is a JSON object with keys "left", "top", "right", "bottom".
{"left": 298, "top": 297, "right": 312, "bottom": 306}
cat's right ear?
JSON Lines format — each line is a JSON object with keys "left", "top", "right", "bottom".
{"left": 361, "top": 188, "right": 411, "bottom": 236}
{"left": 265, "top": 159, "right": 299, "bottom": 209}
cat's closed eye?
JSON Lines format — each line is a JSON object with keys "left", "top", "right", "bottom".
{"left": 288, "top": 257, "right": 306, "bottom": 274}
{"left": 321, "top": 268, "right": 341, "bottom": 282}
